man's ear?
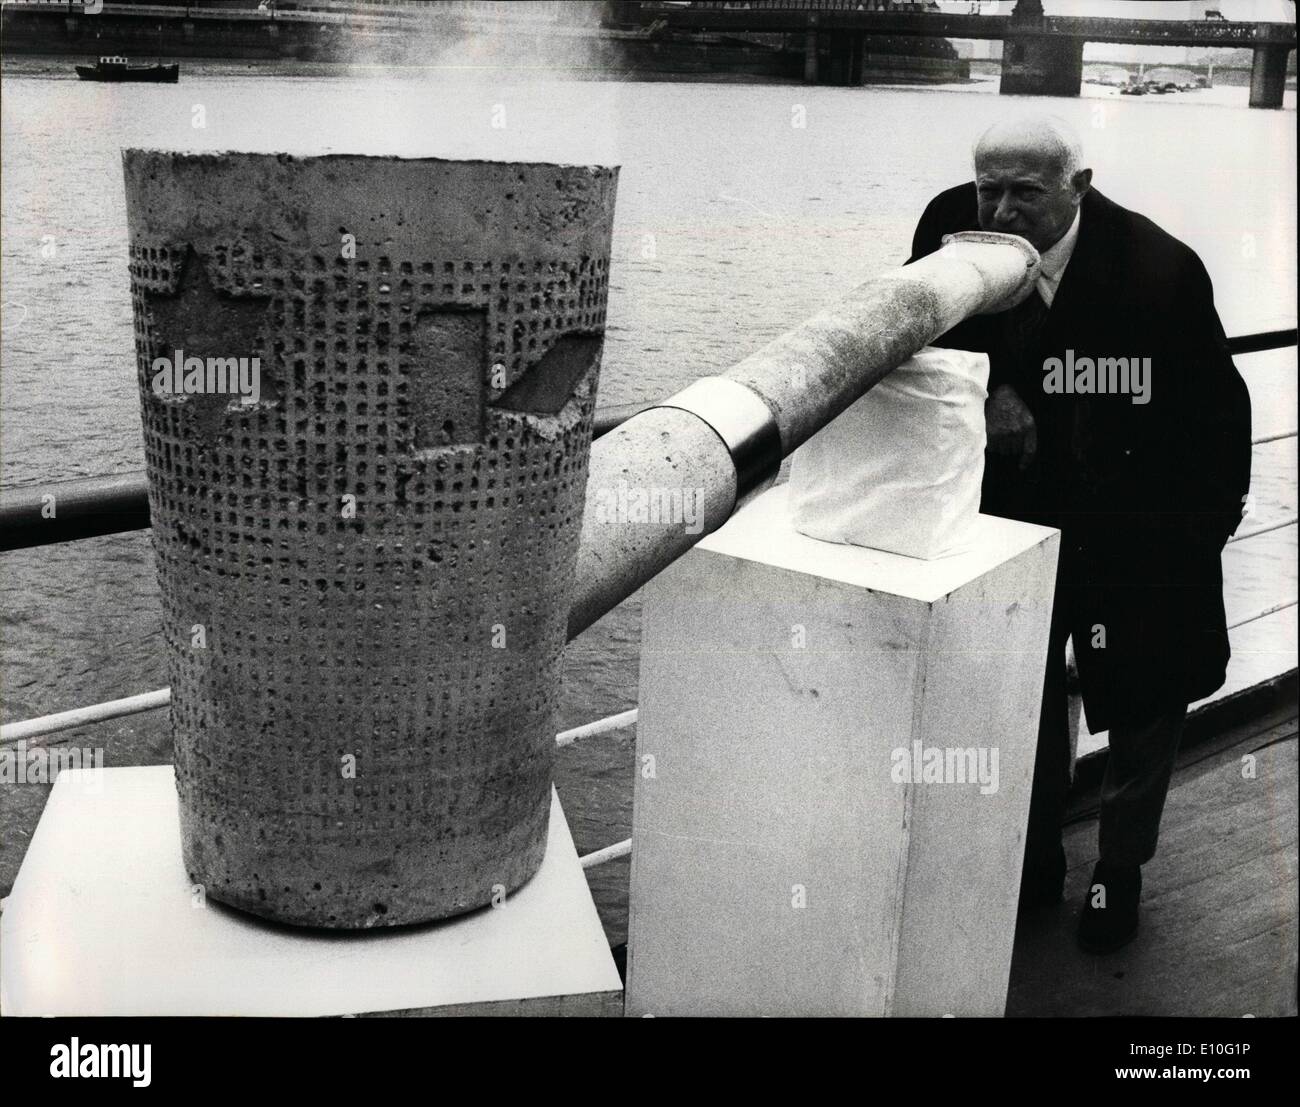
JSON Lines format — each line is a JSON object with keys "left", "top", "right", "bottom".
{"left": 1071, "top": 168, "right": 1093, "bottom": 200}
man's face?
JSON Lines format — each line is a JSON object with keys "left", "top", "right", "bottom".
{"left": 975, "top": 146, "right": 1084, "bottom": 254}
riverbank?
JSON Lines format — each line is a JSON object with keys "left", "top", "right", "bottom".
{"left": 0, "top": 4, "right": 969, "bottom": 84}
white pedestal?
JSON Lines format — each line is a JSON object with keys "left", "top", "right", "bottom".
{"left": 626, "top": 484, "right": 1059, "bottom": 1017}
{"left": 0, "top": 767, "right": 622, "bottom": 1016}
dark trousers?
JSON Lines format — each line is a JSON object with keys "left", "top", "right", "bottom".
{"left": 1022, "top": 592, "right": 1189, "bottom": 877}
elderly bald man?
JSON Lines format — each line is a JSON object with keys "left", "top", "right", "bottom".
{"left": 908, "top": 115, "right": 1251, "bottom": 954}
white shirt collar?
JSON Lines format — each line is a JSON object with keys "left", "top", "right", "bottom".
{"left": 1035, "top": 206, "right": 1081, "bottom": 306}
{"left": 1040, "top": 206, "right": 1081, "bottom": 280}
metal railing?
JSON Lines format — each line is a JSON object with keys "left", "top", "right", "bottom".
{"left": 1, "top": 327, "right": 1295, "bottom": 870}
{"left": 0, "top": 403, "right": 645, "bottom": 553}
{"left": 2, "top": 328, "right": 1294, "bottom": 554}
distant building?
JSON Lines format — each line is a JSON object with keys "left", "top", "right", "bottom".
{"left": 938, "top": 1, "right": 1007, "bottom": 61}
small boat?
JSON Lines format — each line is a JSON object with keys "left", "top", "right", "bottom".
{"left": 75, "top": 57, "right": 179, "bottom": 84}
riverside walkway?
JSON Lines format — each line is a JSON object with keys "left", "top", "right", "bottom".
{"left": 1007, "top": 694, "right": 1298, "bottom": 1018}
{"left": 566, "top": 685, "right": 1298, "bottom": 1016}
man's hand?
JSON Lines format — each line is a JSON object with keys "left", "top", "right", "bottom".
{"left": 986, "top": 383, "right": 1037, "bottom": 471}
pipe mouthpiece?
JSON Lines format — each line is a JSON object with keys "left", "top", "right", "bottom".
{"left": 940, "top": 230, "right": 1043, "bottom": 314}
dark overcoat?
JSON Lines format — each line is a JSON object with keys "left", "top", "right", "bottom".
{"left": 909, "top": 183, "right": 1252, "bottom": 731}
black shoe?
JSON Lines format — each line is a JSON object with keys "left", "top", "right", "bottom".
{"left": 1077, "top": 861, "right": 1141, "bottom": 954}
{"left": 1018, "top": 842, "right": 1067, "bottom": 913}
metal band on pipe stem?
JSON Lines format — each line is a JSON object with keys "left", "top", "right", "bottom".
{"left": 650, "top": 377, "right": 783, "bottom": 513}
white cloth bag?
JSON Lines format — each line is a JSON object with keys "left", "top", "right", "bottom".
{"left": 788, "top": 345, "right": 990, "bottom": 560}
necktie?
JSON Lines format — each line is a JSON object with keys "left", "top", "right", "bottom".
{"left": 1003, "top": 289, "right": 1050, "bottom": 390}
{"left": 1004, "top": 288, "right": 1097, "bottom": 503}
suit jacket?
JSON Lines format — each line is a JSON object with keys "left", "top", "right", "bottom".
{"left": 909, "top": 183, "right": 1252, "bottom": 731}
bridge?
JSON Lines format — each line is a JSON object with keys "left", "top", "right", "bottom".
{"left": 1, "top": 1, "right": 1293, "bottom": 101}
{"left": 639, "top": 0, "right": 1298, "bottom": 107}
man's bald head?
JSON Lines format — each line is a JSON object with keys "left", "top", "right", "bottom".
{"left": 974, "top": 115, "right": 1085, "bottom": 183}
{"left": 972, "top": 114, "right": 1092, "bottom": 254}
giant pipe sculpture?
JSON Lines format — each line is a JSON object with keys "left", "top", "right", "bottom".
{"left": 122, "top": 146, "right": 1033, "bottom": 930}
{"left": 567, "top": 231, "right": 1041, "bottom": 637}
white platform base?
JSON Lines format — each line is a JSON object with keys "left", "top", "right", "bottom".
{"left": 0, "top": 767, "right": 622, "bottom": 1016}
{"left": 627, "top": 484, "right": 1060, "bottom": 1017}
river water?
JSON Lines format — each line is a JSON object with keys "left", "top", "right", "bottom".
{"left": 1, "top": 58, "right": 1295, "bottom": 940}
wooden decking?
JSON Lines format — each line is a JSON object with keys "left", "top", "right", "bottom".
{"left": 567, "top": 683, "right": 1299, "bottom": 1016}
{"left": 1007, "top": 692, "right": 1299, "bottom": 1017}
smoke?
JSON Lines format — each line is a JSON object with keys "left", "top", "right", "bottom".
{"left": 304, "top": 0, "right": 628, "bottom": 163}
{"left": 331, "top": 1, "right": 623, "bottom": 81}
